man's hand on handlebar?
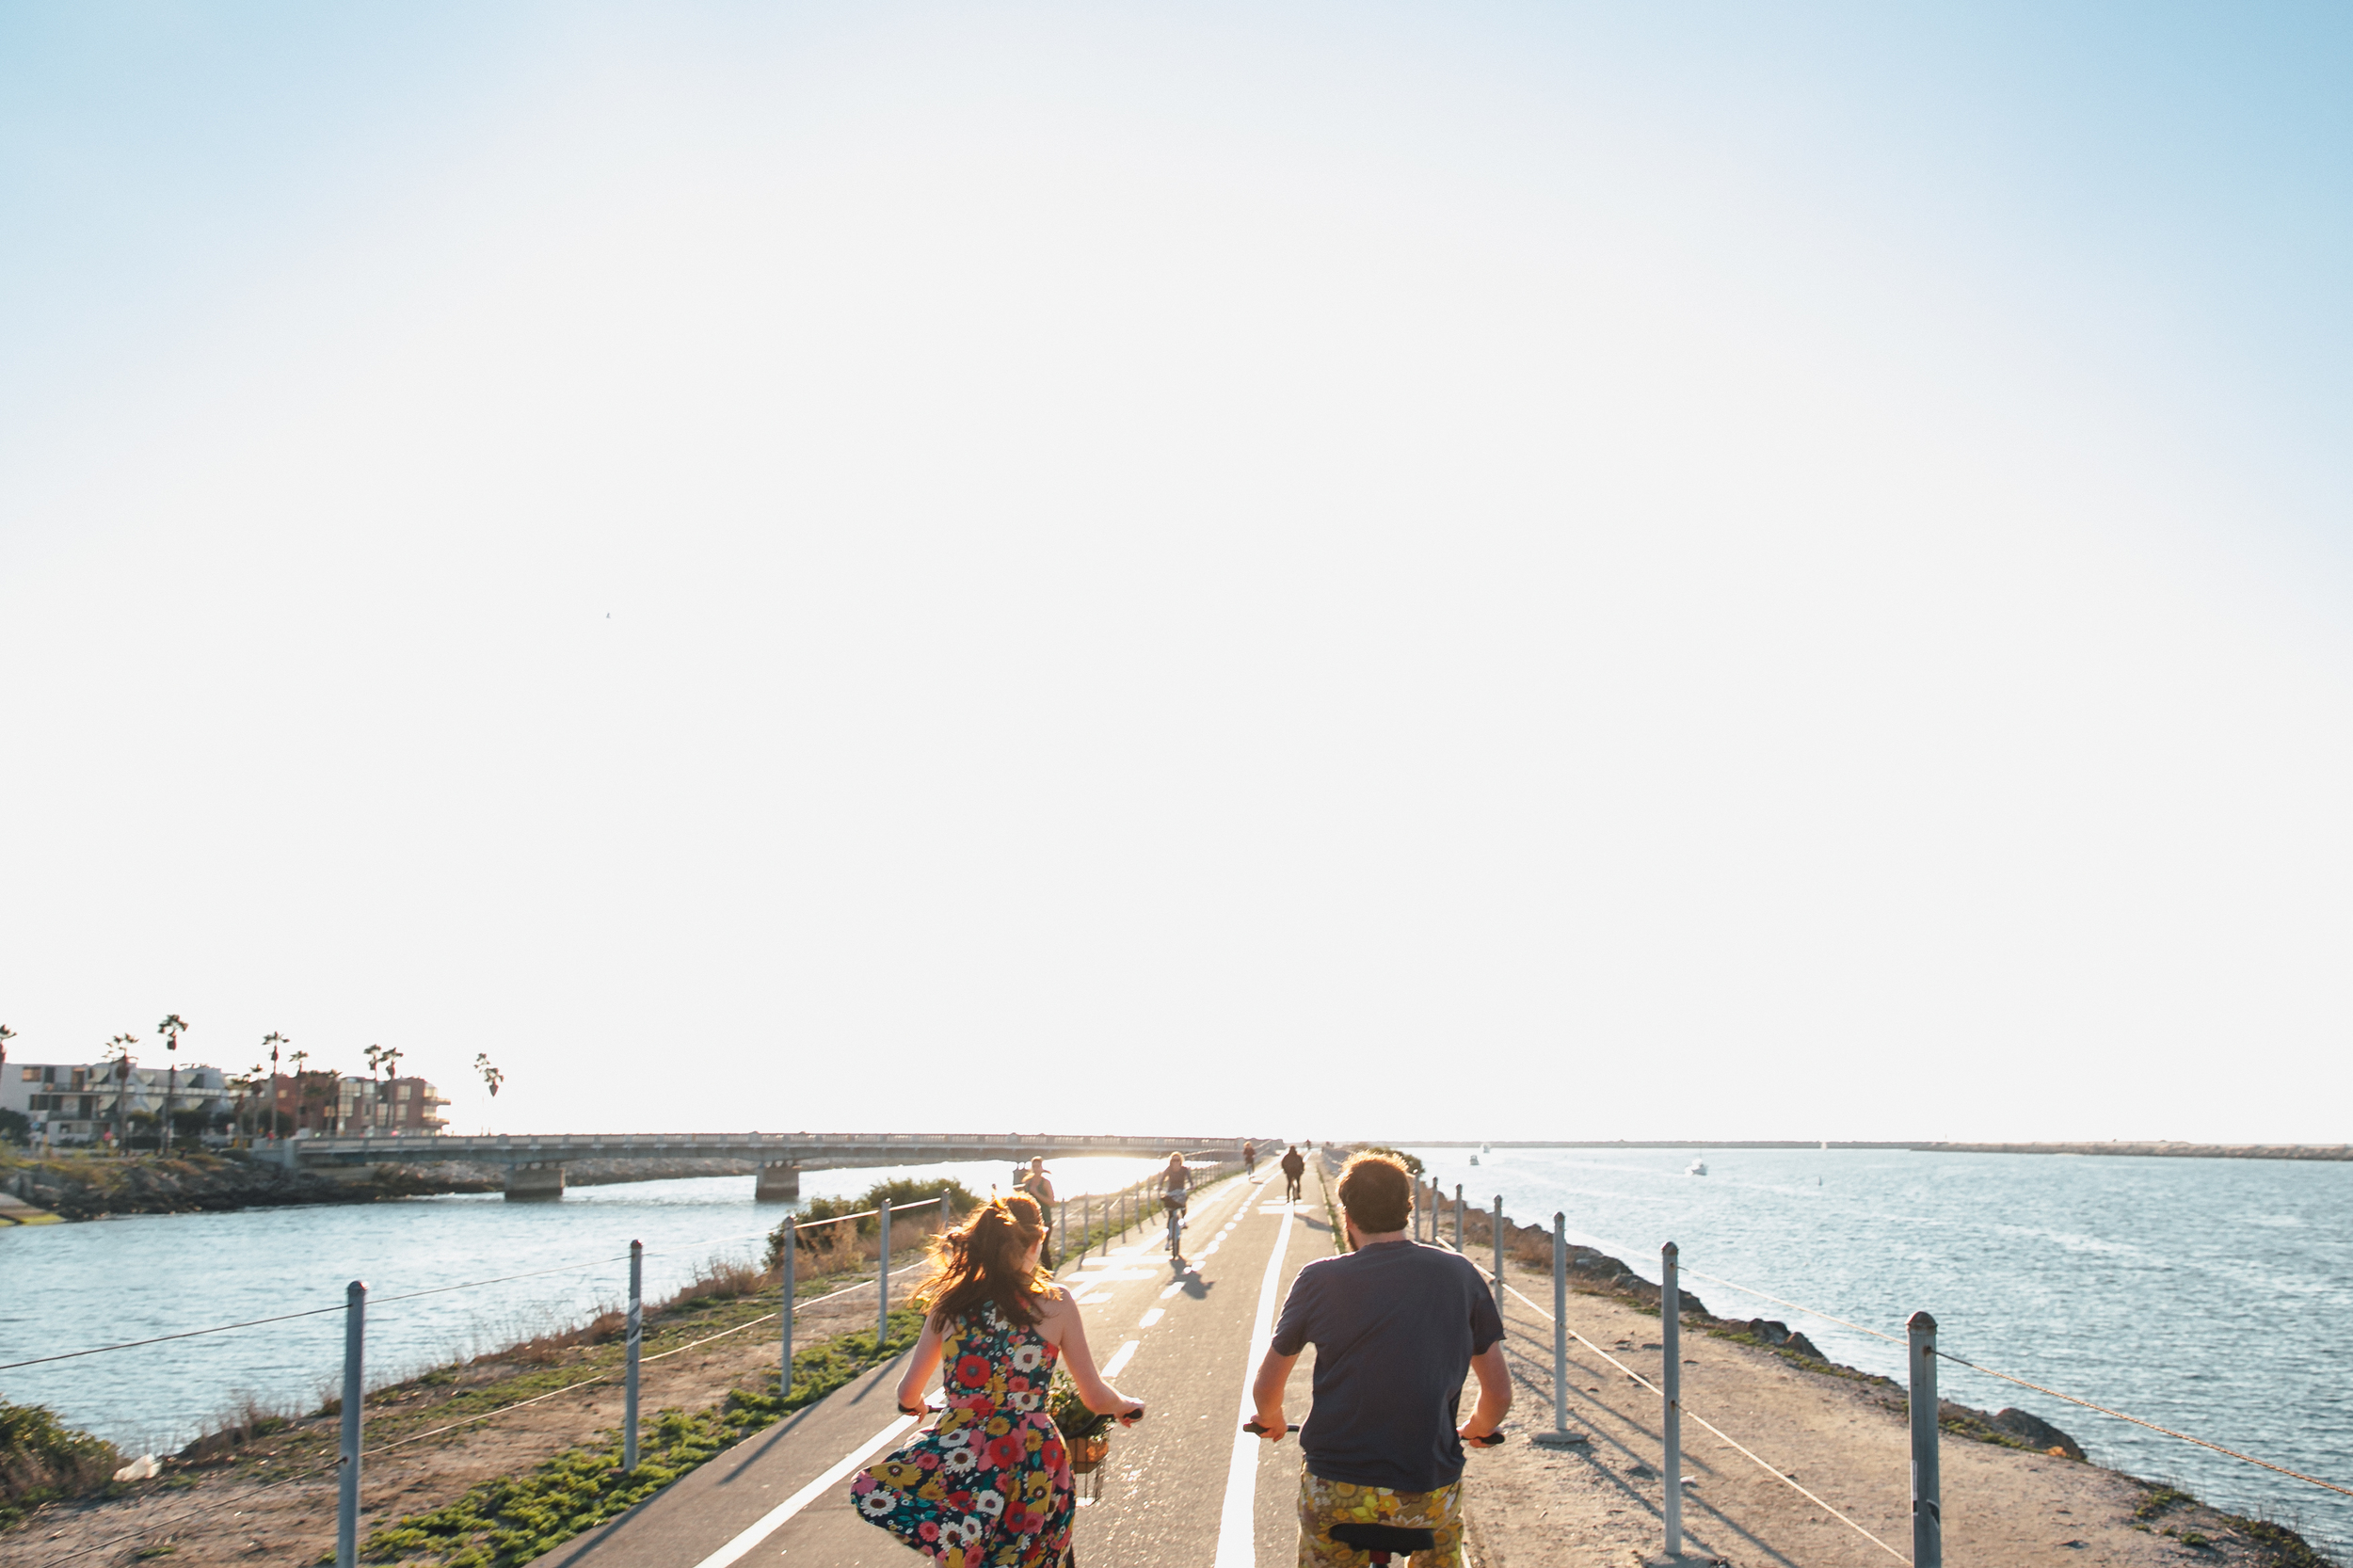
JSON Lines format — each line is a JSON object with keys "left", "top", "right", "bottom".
{"left": 1244, "top": 1407, "right": 1289, "bottom": 1443}
{"left": 1458, "top": 1422, "right": 1507, "bottom": 1448}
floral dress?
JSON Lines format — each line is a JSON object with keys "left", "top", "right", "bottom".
{"left": 849, "top": 1301, "right": 1074, "bottom": 1566}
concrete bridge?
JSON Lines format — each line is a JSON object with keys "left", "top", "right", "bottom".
{"left": 276, "top": 1130, "right": 1268, "bottom": 1199}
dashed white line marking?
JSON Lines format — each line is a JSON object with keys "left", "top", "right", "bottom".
{"left": 1160, "top": 1283, "right": 1185, "bottom": 1300}
{"left": 1102, "top": 1339, "right": 1140, "bottom": 1378}
{"left": 1140, "top": 1308, "right": 1164, "bottom": 1328}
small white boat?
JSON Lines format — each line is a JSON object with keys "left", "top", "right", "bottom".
{"left": 1481, "top": 1143, "right": 1491, "bottom": 1154}
{"left": 1686, "top": 1159, "right": 1707, "bottom": 1176}
{"left": 1467, "top": 1154, "right": 1481, "bottom": 1166}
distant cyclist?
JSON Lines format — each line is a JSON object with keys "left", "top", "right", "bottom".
{"left": 1244, "top": 1140, "right": 1258, "bottom": 1176}
{"left": 1280, "top": 1144, "right": 1305, "bottom": 1203}
{"left": 1161, "top": 1150, "right": 1192, "bottom": 1262}
{"left": 1247, "top": 1151, "right": 1508, "bottom": 1566}
{"left": 1016, "top": 1157, "right": 1057, "bottom": 1269}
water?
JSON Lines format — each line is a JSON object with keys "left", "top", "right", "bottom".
{"left": 1406, "top": 1145, "right": 2353, "bottom": 1557}
{"left": 0, "top": 1156, "right": 1160, "bottom": 1453}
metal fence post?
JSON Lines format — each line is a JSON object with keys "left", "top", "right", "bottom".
{"left": 939, "top": 1189, "right": 951, "bottom": 1235}
{"left": 1534, "top": 1211, "right": 1585, "bottom": 1447}
{"left": 1662, "top": 1242, "right": 1682, "bottom": 1557}
{"left": 878, "top": 1199, "right": 892, "bottom": 1346}
{"left": 1492, "top": 1194, "right": 1506, "bottom": 1305}
{"left": 337, "top": 1280, "right": 365, "bottom": 1567}
{"left": 1057, "top": 1195, "right": 1067, "bottom": 1272}
{"left": 1909, "top": 1310, "right": 1943, "bottom": 1568}
{"left": 780, "top": 1213, "right": 795, "bottom": 1393}
{"left": 1454, "top": 1185, "right": 1464, "bottom": 1252}
{"left": 624, "top": 1240, "right": 642, "bottom": 1471}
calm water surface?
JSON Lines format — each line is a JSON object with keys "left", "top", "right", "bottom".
{"left": 0, "top": 1157, "right": 1160, "bottom": 1452}
{"left": 1405, "top": 1146, "right": 2353, "bottom": 1555}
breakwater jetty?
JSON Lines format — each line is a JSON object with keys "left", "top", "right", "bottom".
{"left": 1412, "top": 1139, "right": 2353, "bottom": 1162}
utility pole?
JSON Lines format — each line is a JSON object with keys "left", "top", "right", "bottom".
{"left": 106, "top": 1034, "right": 138, "bottom": 1153}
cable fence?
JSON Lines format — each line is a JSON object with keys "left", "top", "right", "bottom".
{"left": 1411, "top": 1176, "right": 2353, "bottom": 1568}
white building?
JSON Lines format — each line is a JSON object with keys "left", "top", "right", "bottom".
{"left": 4, "top": 1060, "right": 240, "bottom": 1148}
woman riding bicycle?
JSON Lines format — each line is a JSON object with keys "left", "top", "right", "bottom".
{"left": 849, "top": 1192, "right": 1141, "bottom": 1566}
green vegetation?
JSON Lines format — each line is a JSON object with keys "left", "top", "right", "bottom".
{"left": 763, "top": 1177, "right": 981, "bottom": 1267}
{"left": 2136, "top": 1485, "right": 2194, "bottom": 1519}
{"left": 0, "top": 1400, "right": 121, "bottom": 1530}
{"left": 361, "top": 1310, "right": 928, "bottom": 1567}
{"left": 1355, "top": 1145, "right": 1424, "bottom": 1176}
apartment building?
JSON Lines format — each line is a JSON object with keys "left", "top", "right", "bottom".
{"left": 4, "top": 1061, "right": 236, "bottom": 1147}
{"left": 266, "top": 1071, "right": 449, "bottom": 1136}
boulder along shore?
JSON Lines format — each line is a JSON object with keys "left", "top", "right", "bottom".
{"left": 0, "top": 1153, "right": 763, "bottom": 1221}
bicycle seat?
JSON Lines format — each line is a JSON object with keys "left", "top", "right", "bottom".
{"left": 1329, "top": 1522, "right": 1439, "bottom": 1554}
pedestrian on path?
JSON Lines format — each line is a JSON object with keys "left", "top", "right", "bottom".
{"left": 850, "top": 1192, "right": 1141, "bottom": 1566}
{"left": 1016, "top": 1158, "right": 1057, "bottom": 1270}
{"left": 1244, "top": 1140, "right": 1257, "bottom": 1176}
{"left": 1245, "top": 1152, "right": 1510, "bottom": 1567}
{"left": 1280, "top": 1144, "right": 1305, "bottom": 1203}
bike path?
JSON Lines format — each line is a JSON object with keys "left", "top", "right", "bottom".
{"left": 543, "top": 1166, "right": 1328, "bottom": 1567}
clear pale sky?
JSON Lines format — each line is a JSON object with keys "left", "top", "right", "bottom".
{"left": 4, "top": 4, "right": 2350, "bottom": 1143}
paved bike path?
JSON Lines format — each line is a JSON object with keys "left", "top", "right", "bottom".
{"left": 543, "top": 1166, "right": 1331, "bottom": 1567}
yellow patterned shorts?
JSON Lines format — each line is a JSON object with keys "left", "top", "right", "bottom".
{"left": 1296, "top": 1467, "right": 1465, "bottom": 1567}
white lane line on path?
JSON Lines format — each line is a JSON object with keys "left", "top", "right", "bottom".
{"left": 1139, "top": 1308, "right": 1164, "bottom": 1328}
{"left": 1213, "top": 1177, "right": 1293, "bottom": 1568}
{"left": 1159, "top": 1283, "right": 1185, "bottom": 1300}
{"left": 688, "top": 1414, "right": 919, "bottom": 1568}
{"left": 1102, "top": 1340, "right": 1140, "bottom": 1379}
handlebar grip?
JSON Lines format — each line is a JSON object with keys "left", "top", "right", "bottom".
{"left": 1124, "top": 1408, "right": 1145, "bottom": 1421}
{"left": 1242, "top": 1419, "right": 1269, "bottom": 1435}
{"left": 1470, "top": 1432, "right": 1507, "bottom": 1446}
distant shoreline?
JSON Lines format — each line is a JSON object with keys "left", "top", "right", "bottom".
{"left": 1403, "top": 1140, "right": 2353, "bottom": 1161}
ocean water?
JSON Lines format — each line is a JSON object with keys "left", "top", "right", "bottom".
{"left": 1404, "top": 1144, "right": 2353, "bottom": 1556}
{"left": 0, "top": 1156, "right": 1161, "bottom": 1453}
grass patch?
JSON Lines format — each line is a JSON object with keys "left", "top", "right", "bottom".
{"left": 361, "top": 1310, "right": 928, "bottom": 1567}
{"left": 1, "top": 1400, "right": 122, "bottom": 1530}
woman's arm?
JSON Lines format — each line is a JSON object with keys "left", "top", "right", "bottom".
{"left": 1036, "top": 1290, "right": 1143, "bottom": 1424}
{"left": 892, "top": 1317, "right": 947, "bottom": 1414}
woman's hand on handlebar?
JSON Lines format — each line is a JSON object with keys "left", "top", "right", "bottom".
{"left": 1115, "top": 1403, "right": 1145, "bottom": 1429}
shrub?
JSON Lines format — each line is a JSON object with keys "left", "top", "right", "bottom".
{"left": 764, "top": 1178, "right": 982, "bottom": 1272}
{"left": 1, "top": 1400, "right": 120, "bottom": 1528}
{"left": 1356, "top": 1146, "right": 1424, "bottom": 1176}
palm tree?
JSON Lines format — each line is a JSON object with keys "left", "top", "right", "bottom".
{"left": 473, "top": 1053, "right": 504, "bottom": 1099}
{"left": 286, "top": 1048, "right": 312, "bottom": 1132}
{"left": 0, "top": 1023, "right": 14, "bottom": 1073}
{"left": 362, "top": 1045, "right": 383, "bottom": 1135}
{"left": 236, "top": 1064, "right": 264, "bottom": 1145}
{"left": 261, "top": 1032, "right": 288, "bottom": 1141}
{"left": 377, "top": 1047, "right": 404, "bottom": 1131}
{"left": 156, "top": 1015, "right": 189, "bottom": 1155}
{"left": 105, "top": 1033, "right": 139, "bottom": 1153}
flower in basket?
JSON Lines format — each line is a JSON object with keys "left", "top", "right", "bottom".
{"left": 1047, "top": 1367, "right": 1112, "bottom": 1443}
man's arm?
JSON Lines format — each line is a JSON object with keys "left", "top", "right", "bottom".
{"left": 1248, "top": 1346, "right": 1300, "bottom": 1440}
{"left": 1457, "top": 1341, "right": 1511, "bottom": 1443}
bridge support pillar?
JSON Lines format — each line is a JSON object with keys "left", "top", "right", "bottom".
{"left": 504, "top": 1163, "right": 566, "bottom": 1201}
{"left": 754, "top": 1163, "right": 801, "bottom": 1202}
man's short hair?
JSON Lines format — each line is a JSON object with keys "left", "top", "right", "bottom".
{"left": 1337, "top": 1153, "right": 1412, "bottom": 1233}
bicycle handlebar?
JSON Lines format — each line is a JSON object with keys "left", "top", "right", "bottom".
{"left": 1242, "top": 1419, "right": 1504, "bottom": 1446}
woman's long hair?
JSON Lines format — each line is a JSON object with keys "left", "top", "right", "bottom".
{"left": 917, "top": 1192, "right": 1050, "bottom": 1329}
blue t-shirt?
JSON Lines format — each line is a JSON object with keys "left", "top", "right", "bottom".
{"left": 1270, "top": 1240, "right": 1504, "bottom": 1493}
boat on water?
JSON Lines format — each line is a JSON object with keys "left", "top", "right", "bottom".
{"left": 1467, "top": 1154, "right": 1480, "bottom": 1166}
{"left": 1687, "top": 1159, "right": 1708, "bottom": 1176}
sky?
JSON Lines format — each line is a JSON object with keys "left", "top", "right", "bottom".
{"left": 3, "top": 2, "right": 2351, "bottom": 1144}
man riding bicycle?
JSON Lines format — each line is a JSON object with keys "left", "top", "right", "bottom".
{"left": 1281, "top": 1144, "right": 1306, "bottom": 1202}
{"left": 1247, "top": 1152, "right": 1508, "bottom": 1566}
